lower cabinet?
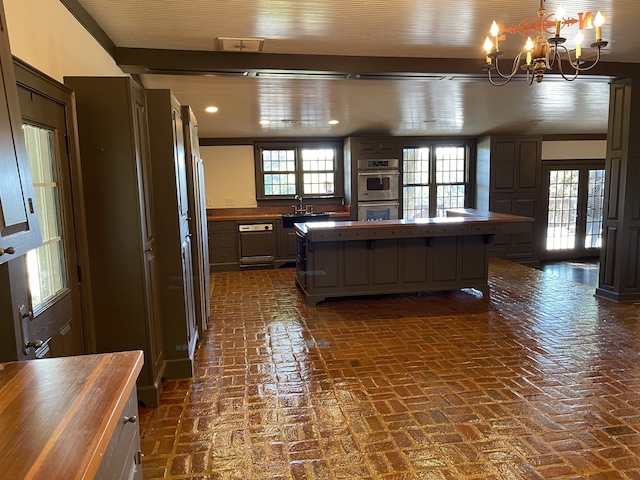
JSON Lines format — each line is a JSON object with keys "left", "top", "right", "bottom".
{"left": 297, "top": 233, "right": 490, "bottom": 306}
{"left": 0, "top": 351, "right": 144, "bottom": 480}
{"left": 96, "top": 387, "right": 142, "bottom": 480}
{"left": 209, "top": 220, "right": 239, "bottom": 271}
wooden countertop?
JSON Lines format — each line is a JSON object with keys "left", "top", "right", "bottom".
{"left": 207, "top": 207, "right": 351, "bottom": 222}
{"left": 0, "top": 351, "right": 143, "bottom": 480}
{"left": 294, "top": 209, "right": 533, "bottom": 240}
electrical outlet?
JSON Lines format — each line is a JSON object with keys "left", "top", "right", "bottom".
{"left": 226, "top": 197, "right": 235, "bottom": 206}
{"left": 249, "top": 196, "right": 256, "bottom": 205}
{"left": 207, "top": 198, "right": 214, "bottom": 207}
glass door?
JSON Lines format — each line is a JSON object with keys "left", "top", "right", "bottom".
{"left": 542, "top": 160, "right": 605, "bottom": 259}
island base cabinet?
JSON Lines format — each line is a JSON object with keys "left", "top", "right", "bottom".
{"left": 299, "top": 235, "right": 490, "bottom": 306}
{"left": 95, "top": 387, "right": 142, "bottom": 480}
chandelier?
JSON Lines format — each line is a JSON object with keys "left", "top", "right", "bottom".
{"left": 482, "top": 0, "right": 608, "bottom": 85}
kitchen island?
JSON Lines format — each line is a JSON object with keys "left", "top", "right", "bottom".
{"left": 0, "top": 351, "right": 144, "bottom": 480}
{"left": 294, "top": 209, "right": 533, "bottom": 306}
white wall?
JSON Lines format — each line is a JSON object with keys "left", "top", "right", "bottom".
{"left": 541, "top": 140, "right": 607, "bottom": 160}
{"left": 4, "top": 0, "right": 125, "bottom": 82}
{"left": 200, "top": 146, "right": 257, "bottom": 208}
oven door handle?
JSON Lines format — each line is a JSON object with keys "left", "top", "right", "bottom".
{"left": 357, "top": 170, "right": 399, "bottom": 177}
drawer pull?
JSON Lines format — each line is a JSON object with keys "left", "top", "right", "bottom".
{"left": 123, "top": 415, "right": 137, "bottom": 424}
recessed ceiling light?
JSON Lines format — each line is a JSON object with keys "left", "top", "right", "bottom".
{"left": 328, "top": 119, "right": 340, "bottom": 125}
{"left": 205, "top": 106, "right": 219, "bottom": 113}
{"left": 259, "top": 119, "right": 271, "bottom": 125}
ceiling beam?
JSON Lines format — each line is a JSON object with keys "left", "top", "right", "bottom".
{"left": 117, "top": 47, "right": 640, "bottom": 80}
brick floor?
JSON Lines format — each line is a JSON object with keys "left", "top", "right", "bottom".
{"left": 138, "top": 258, "right": 640, "bottom": 479}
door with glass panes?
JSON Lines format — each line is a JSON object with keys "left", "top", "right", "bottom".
{"left": 16, "top": 73, "right": 85, "bottom": 358}
{"left": 542, "top": 160, "right": 605, "bottom": 259}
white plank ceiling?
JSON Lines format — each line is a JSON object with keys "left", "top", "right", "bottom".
{"left": 75, "top": 0, "right": 638, "bottom": 138}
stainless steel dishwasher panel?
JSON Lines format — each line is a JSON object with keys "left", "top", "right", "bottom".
{"left": 238, "top": 223, "right": 275, "bottom": 267}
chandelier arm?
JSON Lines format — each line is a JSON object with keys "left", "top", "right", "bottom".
{"left": 547, "top": 44, "right": 557, "bottom": 70}
{"left": 572, "top": 47, "right": 604, "bottom": 72}
{"left": 555, "top": 53, "right": 580, "bottom": 81}
{"left": 493, "top": 53, "right": 524, "bottom": 80}
{"left": 488, "top": 69, "right": 515, "bottom": 86}
{"left": 553, "top": 45, "right": 580, "bottom": 80}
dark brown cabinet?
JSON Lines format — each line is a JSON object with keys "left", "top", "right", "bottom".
{"left": 0, "top": 0, "right": 41, "bottom": 264}
{"left": 349, "top": 136, "right": 398, "bottom": 156}
{"left": 64, "top": 76, "right": 165, "bottom": 407}
{"left": 295, "top": 218, "right": 500, "bottom": 306}
{"left": 209, "top": 221, "right": 239, "bottom": 271}
{"left": 146, "top": 90, "right": 197, "bottom": 379}
{"left": 182, "top": 106, "right": 210, "bottom": 336}
{"left": 477, "top": 136, "right": 541, "bottom": 265}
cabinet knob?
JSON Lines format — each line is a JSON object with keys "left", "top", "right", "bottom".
{"left": 123, "top": 415, "right": 137, "bottom": 424}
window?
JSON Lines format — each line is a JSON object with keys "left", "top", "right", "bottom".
{"left": 256, "top": 143, "right": 342, "bottom": 199}
{"left": 23, "top": 124, "right": 67, "bottom": 308}
{"left": 402, "top": 143, "right": 471, "bottom": 219}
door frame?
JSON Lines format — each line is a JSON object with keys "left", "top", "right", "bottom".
{"left": 13, "top": 58, "right": 94, "bottom": 354}
{"left": 538, "top": 158, "right": 606, "bottom": 261}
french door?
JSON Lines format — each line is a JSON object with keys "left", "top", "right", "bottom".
{"left": 541, "top": 160, "right": 605, "bottom": 260}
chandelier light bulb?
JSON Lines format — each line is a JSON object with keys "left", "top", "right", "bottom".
{"left": 525, "top": 37, "right": 534, "bottom": 64}
{"left": 595, "top": 11, "right": 605, "bottom": 42}
{"left": 484, "top": 37, "right": 493, "bottom": 53}
{"left": 575, "top": 31, "right": 584, "bottom": 59}
{"left": 490, "top": 21, "right": 500, "bottom": 51}
{"left": 555, "top": 4, "right": 564, "bottom": 36}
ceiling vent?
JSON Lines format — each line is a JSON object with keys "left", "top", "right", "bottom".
{"left": 217, "top": 37, "right": 264, "bottom": 52}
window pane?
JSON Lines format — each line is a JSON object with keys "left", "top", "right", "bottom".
{"left": 403, "top": 186, "right": 429, "bottom": 219}
{"left": 436, "top": 184, "right": 465, "bottom": 217}
{"left": 546, "top": 169, "right": 579, "bottom": 250}
{"left": 585, "top": 169, "right": 605, "bottom": 249}
{"left": 301, "top": 148, "right": 335, "bottom": 195}
{"left": 435, "top": 147, "right": 465, "bottom": 184}
{"left": 403, "top": 147, "right": 429, "bottom": 185}
{"left": 263, "top": 149, "right": 296, "bottom": 196}
{"left": 23, "top": 124, "right": 67, "bottom": 307}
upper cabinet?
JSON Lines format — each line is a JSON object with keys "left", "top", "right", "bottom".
{"left": 0, "top": 0, "right": 41, "bottom": 263}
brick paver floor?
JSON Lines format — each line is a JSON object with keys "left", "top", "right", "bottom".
{"left": 138, "top": 259, "right": 640, "bottom": 479}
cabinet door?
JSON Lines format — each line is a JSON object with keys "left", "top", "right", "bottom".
{"left": 0, "top": 2, "right": 41, "bottom": 263}
{"left": 132, "top": 87, "right": 164, "bottom": 379}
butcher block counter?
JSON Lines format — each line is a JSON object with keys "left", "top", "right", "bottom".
{"left": 294, "top": 209, "right": 533, "bottom": 306}
{"left": 0, "top": 351, "right": 144, "bottom": 480}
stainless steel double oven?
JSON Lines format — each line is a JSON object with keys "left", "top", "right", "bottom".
{"left": 356, "top": 159, "right": 400, "bottom": 221}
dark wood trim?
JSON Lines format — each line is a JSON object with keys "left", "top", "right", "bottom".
{"left": 116, "top": 47, "right": 640, "bottom": 79}
{"left": 541, "top": 133, "right": 608, "bottom": 141}
{"left": 59, "top": 0, "right": 117, "bottom": 60}
{"left": 13, "top": 57, "right": 73, "bottom": 101}
{"left": 200, "top": 136, "right": 345, "bottom": 146}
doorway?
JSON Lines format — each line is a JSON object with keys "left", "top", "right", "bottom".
{"left": 14, "top": 61, "right": 86, "bottom": 358}
{"left": 541, "top": 159, "right": 605, "bottom": 260}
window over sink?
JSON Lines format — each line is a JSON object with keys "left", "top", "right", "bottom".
{"left": 255, "top": 141, "right": 343, "bottom": 201}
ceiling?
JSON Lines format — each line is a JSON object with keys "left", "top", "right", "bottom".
{"left": 71, "top": 0, "right": 640, "bottom": 139}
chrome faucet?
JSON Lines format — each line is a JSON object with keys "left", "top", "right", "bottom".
{"left": 294, "top": 194, "right": 304, "bottom": 213}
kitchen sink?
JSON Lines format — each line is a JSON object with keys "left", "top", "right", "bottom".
{"left": 282, "top": 212, "right": 330, "bottom": 228}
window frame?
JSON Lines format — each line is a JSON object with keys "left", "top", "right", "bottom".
{"left": 254, "top": 141, "right": 344, "bottom": 203}
{"left": 401, "top": 140, "right": 475, "bottom": 219}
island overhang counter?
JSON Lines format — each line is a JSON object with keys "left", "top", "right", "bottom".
{"left": 293, "top": 209, "right": 533, "bottom": 306}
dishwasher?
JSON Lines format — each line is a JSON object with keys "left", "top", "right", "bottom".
{"left": 238, "top": 223, "right": 275, "bottom": 267}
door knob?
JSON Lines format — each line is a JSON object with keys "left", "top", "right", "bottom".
{"left": 24, "top": 339, "right": 43, "bottom": 350}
